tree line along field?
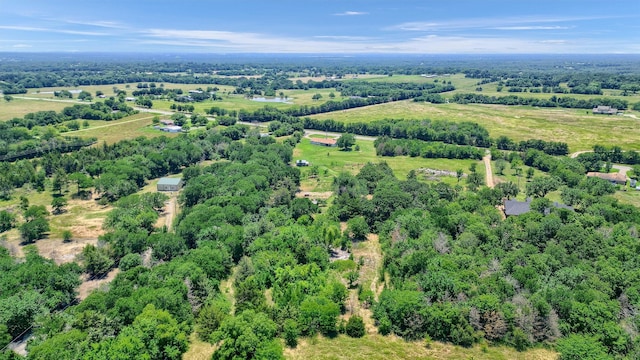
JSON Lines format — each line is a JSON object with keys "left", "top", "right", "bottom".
{"left": 3, "top": 56, "right": 640, "bottom": 360}
{"left": 309, "top": 101, "right": 640, "bottom": 152}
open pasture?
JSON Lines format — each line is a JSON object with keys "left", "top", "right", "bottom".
{"left": 309, "top": 100, "right": 640, "bottom": 152}
{"left": 0, "top": 97, "right": 73, "bottom": 121}
{"left": 69, "top": 113, "right": 175, "bottom": 144}
{"left": 294, "top": 137, "right": 482, "bottom": 192}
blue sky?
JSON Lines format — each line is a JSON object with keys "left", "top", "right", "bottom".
{"left": 1, "top": 0, "right": 638, "bottom": 53}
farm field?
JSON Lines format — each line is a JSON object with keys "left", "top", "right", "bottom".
{"left": 309, "top": 100, "right": 640, "bottom": 152}
{"left": 151, "top": 88, "right": 341, "bottom": 113}
{"left": 354, "top": 73, "right": 640, "bottom": 101}
{"left": 23, "top": 83, "right": 237, "bottom": 99}
{"left": 68, "top": 113, "right": 176, "bottom": 144}
{"left": 0, "top": 97, "right": 73, "bottom": 120}
{"left": 294, "top": 137, "right": 482, "bottom": 192}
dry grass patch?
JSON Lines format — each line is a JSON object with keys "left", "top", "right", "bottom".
{"left": 71, "top": 113, "right": 168, "bottom": 144}
{"left": 77, "top": 268, "right": 120, "bottom": 300}
{"left": 0, "top": 97, "right": 71, "bottom": 120}
{"left": 183, "top": 332, "right": 217, "bottom": 360}
{"left": 285, "top": 334, "right": 557, "bottom": 360}
{"left": 309, "top": 101, "right": 640, "bottom": 152}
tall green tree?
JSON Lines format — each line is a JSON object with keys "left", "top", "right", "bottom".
{"left": 336, "top": 133, "right": 356, "bottom": 151}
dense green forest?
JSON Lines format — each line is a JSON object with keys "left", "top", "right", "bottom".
{"left": 1, "top": 56, "right": 640, "bottom": 359}
{"left": 1, "top": 127, "right": 639, "bottom": 359}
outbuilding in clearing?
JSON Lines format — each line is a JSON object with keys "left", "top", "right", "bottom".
{"left": 157, "top": 177, "right": 183, "bottom": 192}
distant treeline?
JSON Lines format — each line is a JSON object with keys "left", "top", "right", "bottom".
{"left": 302, "top": 118, "right": 492, "bottom": 147}
{"left": 451, "top": 93, "right": 628, "bottom": 110}
{"left": 0, "top": 137, "right": 97, "bottom": 162}
{"left": 374, "top": 137, "right": 484, "bottom": 160}
{"left": 208, "top": 103, "right": 570, "bottom": 156}
{"left": 4, "top": 100, "right": 135, "bottom": 130}
{"left": 495, "top": 136, "right": 569, "bottom": 156}
{"left": 335, "top": 81, "right": 454, "bottom": 98}
{"left": 464, "top": 68, "right": 640, "bottom": 93}
{"left": 575, "top": 145, "right": 640, "bottom": 170}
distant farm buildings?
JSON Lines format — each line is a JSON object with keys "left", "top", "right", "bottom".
{"left": 153, "top": 125, "right": 182, "bottom": 133}
{"left": 586, "top": 172, "right": 627, "bottom": 185}
{"left": 157, "top": 177, "right": 183, "bottom": 192}
{"left": 310, "top": 138, "right": 337, "bottom": 147}
{"left": 592, "top": 105, "right": 617, "bottom": 115}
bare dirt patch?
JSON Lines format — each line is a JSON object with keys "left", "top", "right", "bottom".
{"left": 77, "top": 268, "right": 120, "bottom": 300}
{"left": 154, "top": 195, "right": 178, "bottom": 230}
{"left": 36, "top": 238, "right": 98, "bottom": 265}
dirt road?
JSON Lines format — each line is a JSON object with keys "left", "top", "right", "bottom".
{"left": 483, "top": 153, "right": 495, "bottom": 188}
{"left": 164, "top": 195, "right": 177, "bottom": 231}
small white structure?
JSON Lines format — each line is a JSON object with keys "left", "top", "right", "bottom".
{"left": 157, "top": 177, "right": 183, "bottom": 192}
{"left": 296, "top": 160, "right": 310, "bottom": 166}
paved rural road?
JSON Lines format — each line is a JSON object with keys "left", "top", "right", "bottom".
{"left": 483, "top": 153, "right": 495, "bottom": 188}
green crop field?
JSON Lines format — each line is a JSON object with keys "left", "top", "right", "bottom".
{"left": 309, "top": 100, "right": 640, "bottom": 152}
{"left": 294, "top": 137, "right": 483, "bottom": 192}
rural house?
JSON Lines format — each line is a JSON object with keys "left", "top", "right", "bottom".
{"left": 592, "top": 105, "right": 617, "bottom": 115}
{"left": 310, "top": 138, "right": 337, "bottom": 147}
{"left": 157, "top": 177, "right": 183, "bottom": 192}
{"left": 504, "top": 198, "right": 574, "bottom": 216}
{"left": 586, "top": 172, "right": 627, "bottom": 185}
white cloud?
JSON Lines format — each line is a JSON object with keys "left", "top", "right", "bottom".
{"left": 61, "top": 19, "right": 126, "bottom": 29}
{"left": 313, "top": 35, "right": 374, "bottom": 41}
{"left": 138, "top": 27, "right": 635, "bottom": 53}
{"left": 0, "top": 25, "right": 110, "bottom": 36}
{"left": 12, "top": 44, "right": 32, "bottom": 48}
{"left": 539, "top": 40, "right": 567, "bottom": 44}
{"left": 493, "top": 26, "right": 571, "bottom": 30}
{"left": 334, "top": 11, "right": 368, "bottom": 16}
{"left": 388, "top": 15, "right": 611, "bottom": 32}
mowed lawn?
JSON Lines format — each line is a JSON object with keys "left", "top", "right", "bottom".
{"left": 309, "top": 100, "right": 640, "bottom": 152}
{"left": 294, "top": 137, "right": 483, "bottom": 192}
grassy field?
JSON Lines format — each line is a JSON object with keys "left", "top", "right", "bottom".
{"left": 284, "top": 334, "right": 557, "bottom": 360}
{"left": 352, "top": 73, "right": 640, "bottom": 102}
{"left": 0, "top": 97, "right": 73, "bottom": 121}
{"left": 67, "top": 113, "right": 177, "bottom": 144}
{"left": 309, "top": 100, "right": 640, "bottom": 152}
{"left": 151, "top": 88, "right": 341, "bottom": 113}
{"left": 294, "top": 137, "right": 483, "bottom": 192}
{"left": 24, "top": 83, "right": 236, "bottom": 99}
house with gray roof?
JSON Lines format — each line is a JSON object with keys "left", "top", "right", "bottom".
{"left": 504, "top": 198, "right": 574, "bottom": 216}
